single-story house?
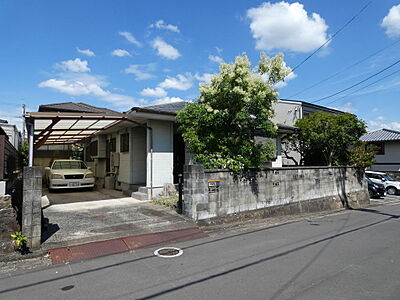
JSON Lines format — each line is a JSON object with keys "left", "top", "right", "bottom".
{"left": 26, "top": 99, "right": 341, "bottom": 199}
{"left": 361, "top": 128, "right": 400, "bottom": 173}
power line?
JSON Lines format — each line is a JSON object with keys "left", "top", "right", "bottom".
{"left": 291, "top": 0, "right": 373, "bottom": 72}
{"left": 326, "top": 68, "right": 400, "bottom": 106}
{"left": 312, "top": 57, "right": 400, "bottom": 103}
{"left": 287, "top": 37, "right": 400, "bottom": 99}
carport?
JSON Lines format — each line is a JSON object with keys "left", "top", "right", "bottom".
{"left": 24, "top": 111, "right": 137, "bottom": 164}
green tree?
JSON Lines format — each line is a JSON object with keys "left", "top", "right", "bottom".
{"left": 177, "top": 53, "right": 291, "bottom": 171}
{"left": 288, "top": 111, "right": 367, "bottom": 166}
{"left": 19, "top": 141, "right": 29, "bottom": 167}
{"left": 348, "top": 144, "right": 377, "bottom": 167}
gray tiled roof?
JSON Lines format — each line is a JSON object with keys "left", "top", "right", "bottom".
{"left": 38, "top": 102, "right": 119, "bottom": 114}
{"left": 132, "top": 101, "right": 189, "bottom": 115}
{"left": 360, "top": 128, "right": 400, "bottom": 142}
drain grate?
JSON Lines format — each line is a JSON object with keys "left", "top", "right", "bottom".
{"left": 154, "top": 247, "right": 183, "bottom": 258}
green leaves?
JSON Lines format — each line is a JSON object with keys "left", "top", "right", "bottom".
{"left": 177, "top": 53, "right": 290, "bottom": 171}
{"left": 293, "top": 111, "right": 367, "bottom": 166}
{"left": 10, "top": 231, "right": 27, "bottom": 247}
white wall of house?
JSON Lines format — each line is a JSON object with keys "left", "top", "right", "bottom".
{"left": 0, "top": 123, "right": 21, "bottom": 150}
{"left": 370, "top": 141, "right": 400, "bottom": 172}
{"left": 146, "top": 120, "right": 174, "bottom": 196}
{"left": 272, "top": 101, "right": 302, "bottom": 126}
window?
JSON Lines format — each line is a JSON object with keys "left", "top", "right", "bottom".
{"left": 120, "top": 133, "right": 129, "bottom": 152}
{"left": 367, "top": 142, "right": 385, "bottom": 155}
{"left": 89, "top": 140, "right": 98, "bottom": 157}
{"left": 52, "top": 161, "right": 87, "bottom": 169}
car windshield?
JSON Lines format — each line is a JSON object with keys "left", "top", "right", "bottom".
{"left": 383, "top": 175, "right": 395, "bottom": 181}
{"left": 52, "top": 161, "right": 87, "bottom": 170}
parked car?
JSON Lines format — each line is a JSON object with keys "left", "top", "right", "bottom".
{"left": 365, "top": 171, "right": 400, "bottom": 195}
{"left": 45, "top": 160, "right": 95, "bottom": 191}
{"left": 365, "top": 176, "right": 385, "bottom": 199}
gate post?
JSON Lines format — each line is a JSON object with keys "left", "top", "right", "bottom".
{"left": 22, "top": 166, "right": 42, "bottom": 249}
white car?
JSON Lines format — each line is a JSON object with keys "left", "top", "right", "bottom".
{"left": 365, "top": 171, "right": 400, "bottom": 195}
{"left": 45, "top": 160, "right": 95, "bottom": 191}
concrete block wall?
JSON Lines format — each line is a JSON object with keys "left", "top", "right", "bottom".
{"left": 183, "top": 165, "right": 369, "bottom": 223}
{"left": 22, "top": 166, "right": 42, "bottom": 249}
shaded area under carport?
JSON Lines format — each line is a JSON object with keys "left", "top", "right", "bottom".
{"left": 41, "top": 191, "right": 195, "bottom": 250}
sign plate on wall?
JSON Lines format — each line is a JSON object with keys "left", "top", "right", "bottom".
{"left": 208, "top": 179, "right": 220, "bottom": 193}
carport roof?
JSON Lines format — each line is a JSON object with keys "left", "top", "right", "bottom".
{"left": 25, "top": 111, "right": 134, "bottom": 149}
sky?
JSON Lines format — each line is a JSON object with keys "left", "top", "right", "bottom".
{"left": 1, "top": 0, "right": 400, "bottom": 132}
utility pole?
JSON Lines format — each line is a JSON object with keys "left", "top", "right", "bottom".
{"left": 22, "top": 104, "right": 26, "bottom": 139}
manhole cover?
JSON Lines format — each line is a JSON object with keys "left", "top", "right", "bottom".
{"left": 154, "top": 247, "right": 183, "bottom": 258}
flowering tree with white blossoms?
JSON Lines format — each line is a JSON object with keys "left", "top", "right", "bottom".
{"left": 177, "top": 53, "right": 291, "bottom": 171}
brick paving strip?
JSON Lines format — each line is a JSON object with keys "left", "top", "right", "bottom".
{"left": 48, "top": 227, "right": 208, "bottom": 265}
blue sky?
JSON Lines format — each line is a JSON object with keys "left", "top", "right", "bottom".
{"left": 1, "top": 0, "right": 400, "bottom": 131}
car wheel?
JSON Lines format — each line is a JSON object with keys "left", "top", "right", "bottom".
{"left": 386, "top": 187, "right": 397, "bottom": 195}
{"left": 368, "top": 190, "right": 374, "bottom": 199}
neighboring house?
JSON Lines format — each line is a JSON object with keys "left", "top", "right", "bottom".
{"left": 0, "top": 126, "right": 19, "bottom": 195}
{"left": 360, "top": 128, "right": 400, "bottom": 173}
{"left": 273, "top": 99, "right": 344, "bottom": 166}
{"left": 34, "top": 102, "right": 119, "bottom": 168}
{"left": 0, "top": 119, "right": 21, "bottom": 151}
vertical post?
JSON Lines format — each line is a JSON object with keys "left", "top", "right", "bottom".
{"left": 177, "top": 173, "right": 183, "bottom": 213}
{"left": 22, "top": 166, "right": 42, "bottom": 249}
{"left": 28, "top": 123, "right": 34, "bottom": 167}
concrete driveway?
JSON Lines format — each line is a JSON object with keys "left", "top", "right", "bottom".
{"left": 41, "top": 189, "right": 195, "bottom": 250}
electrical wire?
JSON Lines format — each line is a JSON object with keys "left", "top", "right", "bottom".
{"left": 325, "top": 68, "right": 400, "bottom": 106}
{"left": 291, "top": 0, "right": 373, "bottom": 72}
{"left": 287, "top": 37, "right": 400, "bottom": 99}
{"left": 312, "top": 57, "right": 400, "bottom": 103}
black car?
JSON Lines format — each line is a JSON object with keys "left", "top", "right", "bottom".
{"left": 366, "top": 176, "right": 385, "bottom": 198}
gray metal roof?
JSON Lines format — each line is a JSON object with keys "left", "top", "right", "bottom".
{"left": 360, "top": 128, "right": 400, "bottom": 142}
{"left": 131, "top": 101, "right": 189, "bottom": 115}
{"left": 39, "top": 102, "right": 118, "bottom": 114}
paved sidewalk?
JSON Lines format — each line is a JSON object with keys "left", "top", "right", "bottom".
{"left": 48, "top": 227, "right": 208, "bottom": 264}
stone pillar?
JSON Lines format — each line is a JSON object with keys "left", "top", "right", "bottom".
{"left": 22, "top": 166, "right": 42, "bottom": 249}
{"left": 183, "top": 164, "right": 208, "bottom": 220}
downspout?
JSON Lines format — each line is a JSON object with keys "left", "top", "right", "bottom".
{"left": 150, "top": 127, "right": 153, "bottom": 200}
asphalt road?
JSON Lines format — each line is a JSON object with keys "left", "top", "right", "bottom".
{"left": 1, "top": 201, "right": 400, "bottom": 300}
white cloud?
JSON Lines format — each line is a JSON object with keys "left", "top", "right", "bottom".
{"left": 55, "top": 58, "right": 90, "bottom": 73}
{"left": 159, "top": 73, "right": 193, "bottom": 90}
{"left": 154, "top": 97, "right": 185, "bottom": 104}
{"left": 150, "top": 20, "right": 180, "bottom": 33}
{"left": 367, "top": 120, "right": 400, "bottom": 131}
{"left": 124, "top": 64, "right": 156, "bottom": 80}
{"left": 195, "top": 73, "right": 214, "bottom": 83}
{"left": 140, "top": 87, "right": 167, "bottom": 98}
{"left": 119, "top": 31, "right": 142, "bottom": 47}
{"left": 208, "top": 55, "right": 224, "bottom": 64}
{"left": 382, "top": 4, "right": 400, "bottom": 38}
{"left": 111, "top": 49, "right": 132, "bottom": 57}
{"left": 336, "top": 102, "right": 357, "bottom": 113}
{"left": 38, "top": 73, "right": 135, "bottom": 108}
{"left": 76, "top": 47, "right": 95, "bottom": 57}
{"left": 216, "top": 46, "right": 223, "bottom": 54}
{"left": 372, "top": 107, "right": 379, "bottom": 112}
{"left": 151, "top": 37, "right": 181, "bottom": 60}
{"left": 247, "top": 2, "right": 329, "bottom": 52}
